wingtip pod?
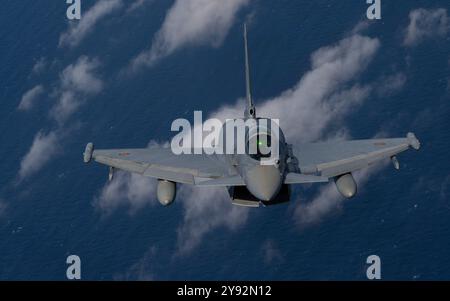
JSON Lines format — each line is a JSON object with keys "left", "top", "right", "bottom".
{"left": 407, "top": 132, "right": 421, "bottom": 150}
{"left": 83, "top": 142, "right": 94, "bottom": 163}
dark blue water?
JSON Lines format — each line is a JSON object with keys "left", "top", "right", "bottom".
{"left": 0, "top": 0, "right": 449, "bottom": 280}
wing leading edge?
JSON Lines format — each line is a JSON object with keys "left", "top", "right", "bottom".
{"left": 291, "top": 133, "right": 421, "bottom": 178}
{"left": 89, "top": 146, "right": 238, "bottom": 185}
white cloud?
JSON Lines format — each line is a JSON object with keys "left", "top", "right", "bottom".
{"left": 94, "top": 171, "right": 157, "bottom": 215}
{"left": 126, "top": 0, "right": 153, "bottom": 14}
{"left": 17, "top": 56, "right": 104, "bottom": 181}
{"left": 21, "top": 57, "right": 102, "bottom": 119}
{"left": 351, "top": 20, "right": 371, "bottom": 35}
{"left": 213, "top": 34, "right": 380, "bottom": 144}
{"left": 32, "top": 57, "right": 47, "bottom": 75}
{"left": 376, "top": 72, "right": 407, "bottom": 97}
{"left": 294, "top": 160, "right": 390, "bottom": 228}
{"left": 59, "top": 0, "right": 123, "bottom": 48}
{"left": 129, "top": 0, "right": 250, "bottom": 72}
{"left": 94, "top": 161, "right": 249, "bottom": 255}
{"left": 176, "top": 185, "right": 249, "bottom": 255}
{"left": 50, "top": 91, "right": 79, "bottom": 125}
{"left": 60, "top": 56, "right": 103, "bottom": 95}
{"left": 261, "top": 239, "right": 283, "bottom": 265}
{"left": 18, "top": 131, "right": 60, "bottom": 181}
{"left": 294, "top": 183, "right": 343, "bottom": 227}
{"left": 94, "top": 141, "right": 167, "bottom": 214}
{"left": 115, "top": 246, "right": 157, "bottom": 280}
{"left": 404, "top": 8, "right": 449, "bottom": 46}
{"left": 51, "top": 56, "right": 103, "bottom": 124}
{"left": 18, "top": 85, "right": 44, "bottom": 111}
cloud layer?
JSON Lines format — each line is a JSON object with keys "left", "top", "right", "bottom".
{"left": 18, "top": 56, "right": 103, "bottom": 181}
{"left": 176, "top": 185, "right": 249, "bottom": 255}
{"left": 93, "top": 141, "right": 167, "bottom": 214}
{"left": 129, "top": 0, "right": 250, "bottom": 72}
{"left": 404, "top": 8, "right": 449, "bottom": 46}
{"left": 94, "top": 171, "right": 157, "bottom": 215}
{"left": 96, "top": 31, "right": 384, "bottom": 255}
{"left": 294, "top": 161, "right": 389, "bottom": 228}
{"left": 18, "top": 131, "right": 60, "bottom": 181}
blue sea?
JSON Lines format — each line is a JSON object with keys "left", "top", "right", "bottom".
{"left": 0, "top": 0, "right": 449, "bottom": 280}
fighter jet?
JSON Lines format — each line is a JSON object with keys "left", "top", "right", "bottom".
{"left": 83, "top": 24, "right": 421, "bottom": 207}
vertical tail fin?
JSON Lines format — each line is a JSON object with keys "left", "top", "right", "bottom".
{"left": 244, "top": 23, "right": 256, "bottom": 119}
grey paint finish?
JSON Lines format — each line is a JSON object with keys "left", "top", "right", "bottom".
{"left": 244, "top": 165, "right": 282, "bottom": 201}
{"left": 294, "top": 136, "right": 417, "bottom": 178}
{"left": 93, "top": 147, "right": 233, "bottom": 184}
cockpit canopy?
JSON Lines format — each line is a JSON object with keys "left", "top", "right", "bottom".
{"left": 216, "top": 118, "right": 284, "bottom": 161}
{"left": 247, "top": 131, "right": 272, "bottom": 160}
{"left": 246, "top": 118, "right": 282, "bottom": 161}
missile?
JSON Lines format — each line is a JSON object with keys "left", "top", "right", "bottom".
{"left": 83, "top": 143, "right": 94, "bottom": 163}
{"left": 109, "top": 167, "right": 114, "bottom": 182}
{"left": 391, "top": 156, "right": 400, "bottom": 170}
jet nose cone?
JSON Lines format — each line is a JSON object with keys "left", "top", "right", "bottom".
{"left": 245, "top": 166, "right": 282, "bottom": 201}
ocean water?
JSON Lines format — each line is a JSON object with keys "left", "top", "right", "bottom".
{"left": 0, "top": 0, "right": 449, "bottom": 280}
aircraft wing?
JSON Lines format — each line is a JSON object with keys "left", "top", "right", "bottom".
{"left": 89, "top": 146, "right": 238, "bottom": 185}
{"left": 291, "top": 133, "right": 421, "bottom": 178}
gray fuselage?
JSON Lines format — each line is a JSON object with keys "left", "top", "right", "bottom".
{"left": 219, "top": 118, "right": 288, "bottom": 201}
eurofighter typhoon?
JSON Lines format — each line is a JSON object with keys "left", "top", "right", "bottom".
{"left": 83, "top": 25, "right": 421, "bottom": 207}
